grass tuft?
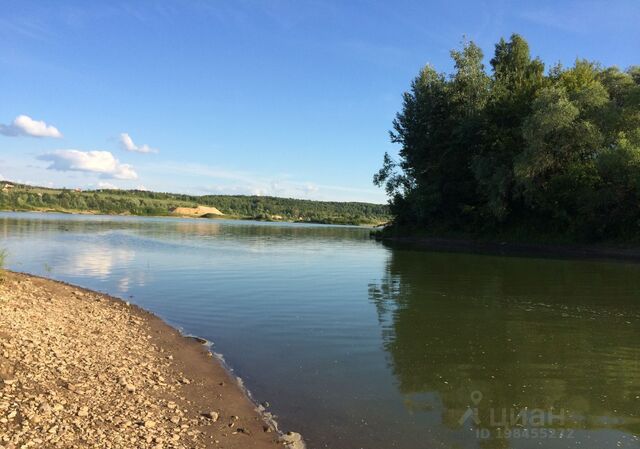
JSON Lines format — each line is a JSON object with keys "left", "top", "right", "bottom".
{"left": 0, "top": 249, "right": 6, "bottom": 281}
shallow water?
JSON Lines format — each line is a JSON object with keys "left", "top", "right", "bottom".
{"left": 1, "top": 212, "right": 639, "bottom": 449}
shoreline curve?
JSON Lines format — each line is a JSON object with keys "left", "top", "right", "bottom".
{"left": 0, "top": 270, "right": 305, "bottom": 449}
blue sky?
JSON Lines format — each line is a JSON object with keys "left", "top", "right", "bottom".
{"left": 1, "top": 0, "right": 638, "bottom": 203}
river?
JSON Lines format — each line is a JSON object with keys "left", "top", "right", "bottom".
{"left": 1, "top": 212, "right": 638, "bottom": 449}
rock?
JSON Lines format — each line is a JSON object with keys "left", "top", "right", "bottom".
{"left": 202, "top": 411, "right": 219, "bottom": 422}
{"left": 0, "top": 362, "right": 15, "bottom": 382}
{"left": 188, "top": 336, "right": 208, "bottom": 345}
{"left": 282, "top": 431, "right": 306, "bottom": 449}
{"left": 0, "top": 272, "right": 283, "bottom": 449}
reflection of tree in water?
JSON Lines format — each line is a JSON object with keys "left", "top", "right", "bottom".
{"left": 0, "top": 215, "right": 368, "bottom": 242}
{"left": 369, "top": 249, "right": 640, "bottom": 439}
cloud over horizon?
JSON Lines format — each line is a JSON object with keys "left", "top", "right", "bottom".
{"left": 38, "top": 150, "right": 138, "bottom": 180}
{"left": 0, "top": 115, "right": 63, "bottom": 138}
{"left": 119, "top": 133, "right": 158, "bottom": 153}
{"left": 147, "top": 161, "right": 384, "bottom": 202}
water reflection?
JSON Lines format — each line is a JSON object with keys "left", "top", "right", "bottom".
{"left": 0, "top": 213, "right": 366, "bottom": 242}
{"left": 2, "top": 212, "right": 639, "bottom": 449}
{"left": 56, "top": 247, "right": 136, "bottom": 279}
{"left": 369, "top": 249, "right": 640, "bottom": 448}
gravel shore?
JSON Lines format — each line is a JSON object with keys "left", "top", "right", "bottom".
{"left": 0, "top": 271, "right": 303, "bottom": 449}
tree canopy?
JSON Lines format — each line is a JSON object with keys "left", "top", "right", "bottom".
{"left": 375, "top": 34, "right": 640, "bottom": 241}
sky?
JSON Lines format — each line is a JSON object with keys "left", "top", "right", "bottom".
{"left": 1, "top": 0, "right": 639, "bottom": 203}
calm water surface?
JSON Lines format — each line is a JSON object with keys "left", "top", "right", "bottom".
{"left": 1, "top": 212, "right": 639, "bottom": 449}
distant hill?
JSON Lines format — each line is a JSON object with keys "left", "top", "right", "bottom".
{"left": 0, "top": 181, "right": 390, "bottom": 226}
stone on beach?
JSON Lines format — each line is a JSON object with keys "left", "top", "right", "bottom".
{"left": 0, "top": 272, "right": 291, "bottom": 449}
{"left": 203, "top": 411, "right": 219, "bottom": 422}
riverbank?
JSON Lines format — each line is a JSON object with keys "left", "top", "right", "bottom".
{"left": 377, "top": 234, "right": 640, "bottom": 262}
{"left": 0, "top": 181, "right": 390, "bottom": 226}
{"left": 0, "top": 271, "right": 304, "bottom": 449}
{"left": 0, "top": 208, "right": 382, "bottom": 227}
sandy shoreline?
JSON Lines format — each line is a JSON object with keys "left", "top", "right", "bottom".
{"left": 0, "top": 271, "right": 304, "bottom": 449}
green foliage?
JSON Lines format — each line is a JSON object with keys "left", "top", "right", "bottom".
{"left": 0, "top": 249, "right": 6, "bottom": 281}
{"left": 0, "top": 184, "right": 389, "bottom": 226}
{"left": 375, "top": 34, "right": 640, "bottom": 242}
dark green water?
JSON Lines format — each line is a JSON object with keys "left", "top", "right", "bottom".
{"left": 1, "top": 212, "right": 639, "bottom": 449}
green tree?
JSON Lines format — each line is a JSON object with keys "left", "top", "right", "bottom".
{"left": 375, "top": 35, "right": 640, "bottom": 241}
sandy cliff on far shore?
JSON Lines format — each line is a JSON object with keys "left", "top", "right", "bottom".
{"left": 0, "top": 271, "right": 304, "bottom": 449}
{"left": 170, "top": 206, "right": 224, "bottom": 217}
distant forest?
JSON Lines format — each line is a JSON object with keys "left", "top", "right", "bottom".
{"left": 0, "top": 183, "right": 389, "bottom": 226}
{"left": 374, "top": 34, "right": 640, "bottom": 242}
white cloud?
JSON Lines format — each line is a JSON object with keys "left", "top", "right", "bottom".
{"left": 97, "top": 181, "right": 118, "bottom": 189}
{"left": 138, "top": 160, "right": 386, "bottom": 202}
{"left": 197, "top": 181, "right": 367, "bottom": 200}
{"left": 303, "top": 183, "right": 319, "bottom": 194}
{"left": 119, "top": 133, "right": 158, "bottom": 153}
{"left": 57, "top": 247, "right": 135, "bottom": 279}
{"left": 0, "top": 115, "right": 62, "bottom": 138}
{"left": 178, "top": 170, "right": 378, "bottom": 201}
{"left": 38, "top": 150, "right": 138, "bottom": 180}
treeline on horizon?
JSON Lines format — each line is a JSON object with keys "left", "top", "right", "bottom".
{"left": 0, "top": 183, "right": 390, "bottom": 225}
{"left": 374, "top": 34, "right": 640, "bottom": 242}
